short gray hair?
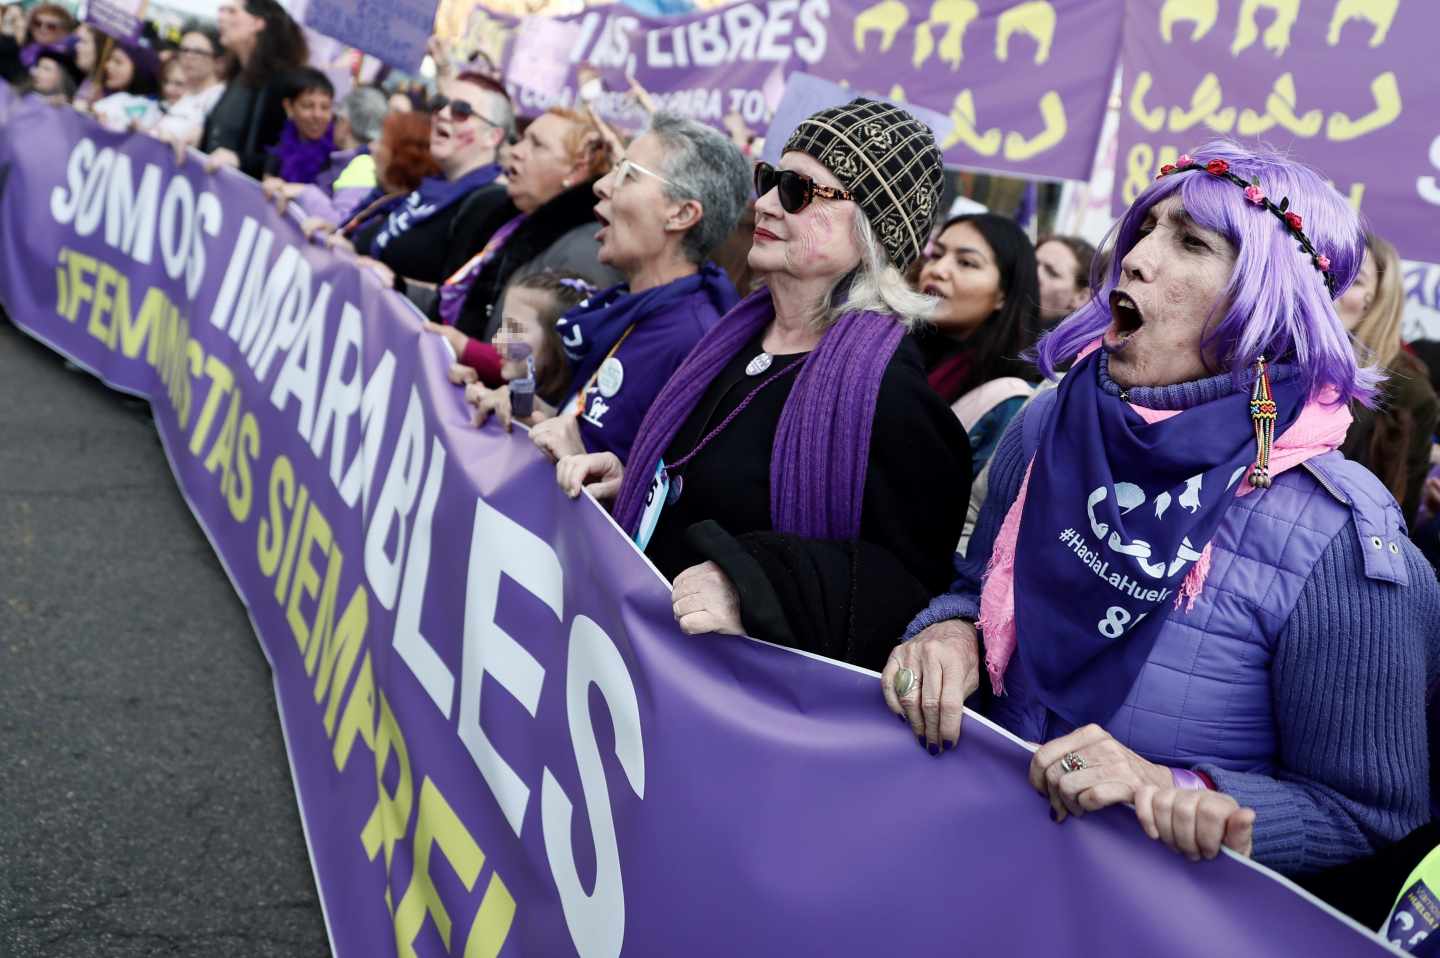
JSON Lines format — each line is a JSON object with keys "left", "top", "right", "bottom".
{"left": 824, "top": 211, "right": 937, "bottom": 329}
{"left": 646, "top": 112, "right": 751, "bottom": 265}
{"left": 337, "top": 86, "right": 387, "bottom": 144}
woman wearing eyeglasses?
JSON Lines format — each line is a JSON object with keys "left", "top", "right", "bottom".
{"left": 0, "top": 2, "right": 72, "bottom": 87}
{"left": 319, "top": 72, "right": 511, "bottom": 292}
{"left": 556, "top": 99, "right": 970, "bottom": 669}
{"left": 478, "top": 113, "right": 753, "bottom": 467}
{"left": 149, "top": 23, "right": 227, "bottom": 149}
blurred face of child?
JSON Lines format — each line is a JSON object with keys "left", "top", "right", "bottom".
{"left": 491, "top": 287, "right": 551, "bottom": 381}
{"left": 29, "top": 58, "right": 63, "bottom": 95}
{"left": 286, "top": 88, "right": 333, "bottom": 142}
{"left": 161, "top": 64, "right": 186, "bottom": 104}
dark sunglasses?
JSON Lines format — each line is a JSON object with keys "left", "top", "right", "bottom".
{"left": 753, "top": 161, "right": 855, "bottom": 214}
{"left": 428, "top": 95, "right": 499, "bottom": 129}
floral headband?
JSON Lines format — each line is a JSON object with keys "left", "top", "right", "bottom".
{"left": 1157, "top": 155, "right": 1337, "bottom": 297}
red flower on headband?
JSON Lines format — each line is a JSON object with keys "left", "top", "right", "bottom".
{"left": 1205, "top": 158, "right": 1229, "bottom": 175}
{"left": 1243, "top": 185, "right": 1265, "bottom": 205}
{"left": 1159, "top": 163, "right": 1176, "bottom": 175}
{"left": 1284, "top": 211, "right": 1303, "bottom": 231}
{"left": 1316, "top": 254, "right": 1331, "bottom": 271}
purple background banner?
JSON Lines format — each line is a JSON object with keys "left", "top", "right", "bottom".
{"left": 0, "top": 98, "right": 1400, "bottom": 957}
{"left": 1115, "top": 0, "right": 1440, "bottom": 263}
{"left": 467, "top": 0, "right": 1121, "bottom": 182}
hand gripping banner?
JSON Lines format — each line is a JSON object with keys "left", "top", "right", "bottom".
{"left": 0, "top": 96, "right": 1401, "bottom": 958}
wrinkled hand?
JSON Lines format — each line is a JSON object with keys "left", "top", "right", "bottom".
{"left": 556, "top": 452, "right": 623, "bottom": 500}
{"left": 671, "top": 561, "right": 744, "bottom": 636}
{"left": 356, "top": 256, "right": 395, "bottom": 287}
{"left": 449, "top": 363, "right": 479, "bottom": 386}
{"left": 1030, "top": 724, "right": 1172, "bottom": 823}
{"left": 1133, "top": 785, "right": 1255, "bottom": 861}
{"left": 204, "top": 148, "right": 240, "bottom": 173}
{"left": 301, "top": 216, "right": 337, "bottom": 242}
{"left": 1424, "top": 476, "right": 1440, "bottom": 516}
{"left": 423, "top": 321, "right": 468, "bottom": 359}
{"left": 881, "top": 619, "right": 981, "bottom": 753}
{"left": 531, "top": 415, "right": 585, "bottom": 462}
{"left": 466, "top": 382, "right": 514, "bottom": 431}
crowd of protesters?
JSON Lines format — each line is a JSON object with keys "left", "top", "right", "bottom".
{"left": 7, "top": 2, "right": 1440, "bottom": 936}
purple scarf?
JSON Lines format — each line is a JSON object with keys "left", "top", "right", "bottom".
{"left": 269, "top": 119, "right": 336, "bottom": 185}
{"left": 613, "top": 287, "right": 905, "bottom": 541}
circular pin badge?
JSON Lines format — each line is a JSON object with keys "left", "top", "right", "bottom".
{"left": 597, "top": 357, "right": 624, "bottom": 397}
{"left": 745, "top": 352, "right": 773, "bottom": 377}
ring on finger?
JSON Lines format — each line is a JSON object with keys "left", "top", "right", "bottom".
{"left": 893, "top": 667, "right": 916, "bottom": 698}
{"left": 1059, "top": 751, "right": 1088, "bottom": 774}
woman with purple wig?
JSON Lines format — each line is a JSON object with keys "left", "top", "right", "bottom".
{"left": 555, "top": 99, "right": 970, "bottom": 670}
{"left": 886, "top": 140, "right": 1440, "bottom": 876}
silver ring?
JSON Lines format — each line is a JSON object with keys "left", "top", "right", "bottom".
{"left": 1060, "top": 751, "right": 1088, "bottom": 774}
{"left": 893, "top": 667, "right": 916, "bottom": 698}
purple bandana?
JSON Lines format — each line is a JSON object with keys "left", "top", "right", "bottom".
{"left": 1013, "top": 350, "right": 1305, "bottom": 725}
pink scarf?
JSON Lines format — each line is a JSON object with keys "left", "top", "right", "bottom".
{"left": 975, "top": 372, "right": 1352, "bottom": 696}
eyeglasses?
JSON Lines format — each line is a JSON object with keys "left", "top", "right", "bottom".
{"left": 428, "top": 95, "right": 501, "bottom": 130}
{"left": 33, "top": 17, "right": 67, "bottom": 31}
{"left": 613, "top": 157, "right": 677, "bottom": 191}
{"left": 178, "top": 46, "right": 216, "bottom": 58}
{"left": 753, "top": 161, "right": 855, "bottom": 215}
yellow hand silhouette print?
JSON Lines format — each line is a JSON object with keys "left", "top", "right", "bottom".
{"left": 1237, "top": 73, "right": 1323, "bottom": 137}
{"left": 942, "top": 89, "right": 1003, "bottom": 156}
{"left": 913, "top": 0, "right": 980, "bottom": 70}
{"left": 1004, "top": 91, "right": 1067, "bottom": 160}
{"left": 1128, "top": 71, "right": 1165, "bottom": 133}
{"left": 1166, "top": 73, "right": 1235, "bottom": 134}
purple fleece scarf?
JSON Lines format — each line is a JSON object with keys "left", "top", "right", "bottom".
{"left": 269, "top": 119, "right": 335, "bottom": 185}
{"left": 612, "top": 287, "right": 905, "bottom": 541}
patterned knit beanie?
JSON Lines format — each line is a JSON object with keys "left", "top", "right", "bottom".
{"left": 783, "top": 98, "right": 944, "bottom": 271}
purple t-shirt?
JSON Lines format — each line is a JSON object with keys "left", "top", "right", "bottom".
{"left": 575, "top": 294, "right": 723, "bottom": 463}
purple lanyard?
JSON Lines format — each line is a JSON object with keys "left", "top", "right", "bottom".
{"left": 664, "top": 353, "right": 809, "bottom": 480}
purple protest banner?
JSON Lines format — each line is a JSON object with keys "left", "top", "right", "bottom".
{"left": 462, "top": 0, "right": 1121, "bottom": 181}
{"left": 302, "top": 0, "right": 440, "bottom": 72}
{"left": 1115, "top": 0, "right": 1440, "bottom": 264}
{"left": 85, "top": 0, "right": 145, "bottom": 43}
{"left": 0, "top": 98, "right": 1402, "bottom": 957}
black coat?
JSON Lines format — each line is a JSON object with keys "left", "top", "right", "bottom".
{"left": 450, "top": 178, "right": 621, "bottom": 340}
{"left": 202, "top": 80, "right": 287, "bottom": 180}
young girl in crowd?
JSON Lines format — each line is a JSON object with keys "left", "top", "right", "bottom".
{"left": 457, "top": 272, "right": 592, "bottom": 430}
{"left": 1034, "top": 234, "right": 1096, "bottom": 330}
{"left": 158, "top": 56, "right": 186, "bottom": 109}
{"left": 915, "top": 212, "right": 1041, "bottom": 475}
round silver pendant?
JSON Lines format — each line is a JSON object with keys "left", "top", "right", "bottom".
{"left": 745, "top": 352, "right": 773, "bottom": 376}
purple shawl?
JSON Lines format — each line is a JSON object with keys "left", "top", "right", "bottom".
{"left": 612, "top": 287, "right": 905, "bottom": 541}
{"left": 269, "top": 119, "right": 335, "bottom": 185}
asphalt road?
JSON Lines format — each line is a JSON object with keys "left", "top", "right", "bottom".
{"left": 0, "top": 314, "right": 330, "bottom": 956}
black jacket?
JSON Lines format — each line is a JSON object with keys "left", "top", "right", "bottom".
{"left": 451, "top": 178, "right": 621, "bottom": 340}
{"left": 202, "top": 80, "right": 287, "bottom": 180}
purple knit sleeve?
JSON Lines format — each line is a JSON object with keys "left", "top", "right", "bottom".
{"left": 903, "top": 405, "right": 1031, "bottom": 640}
{"left": 1199, "top": 534, "right": 1440, "bottom": 876}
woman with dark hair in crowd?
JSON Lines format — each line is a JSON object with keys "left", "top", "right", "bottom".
{"left": 556, "top": 99, "right": 970, "bottom": 670}
{"left": 1035, "top": 234, "right": 1096, "bottom": 328}
{"left": 1337, "top": 233, "right": 1439, "bottom": 526}
{"left": 26, "top": 45, "right": 83, "bottom": 104}
{"left": 150, "top": 23, "right": 226, "bottom": 147}
{"left": 454, "top": 113, "right": 750, "bottom": 468}
{"left": 318, "top": 72, "right": 510, "bottom": 292}
{"left": 917, "top": 213, "right": 1040, "bottom": 475}
{"left": 890, "top": 142, "right": 1439, "bottom": 879}
{"left": 202, "top": 0, "right": 306, "bottom": 178}
{"left": 262, "top": 67, "right": 334, "bottom": 186}
{"left": 274, "top": 85, "right": 388, "bottom": 222}
{"left": 70, "top": 24, "right": 100, "bottom": 107}
{"left": 435, "top": 106, "right": 623, "bottom": 348}
{"left": 92, "top": 37, "right": 163, "bottom": 131}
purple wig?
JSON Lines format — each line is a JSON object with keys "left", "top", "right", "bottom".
{"left": 1036, "top": 139, "right": 1377, "bottom": 405}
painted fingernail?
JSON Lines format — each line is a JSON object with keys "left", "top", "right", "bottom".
{"left": 1049, "top": 808, "right": 1058, "bottom": 823}
{"left": 942, "top": 739, "right": 954, "bottom": 751}
{"left": 927, "top": 743, "right": 939, "bottom": 756}
{"left": 898, "top": 712, "right": 909, "bottom": 723}
{"left": 916, "top": 734, "right": 926, "bottom": 749}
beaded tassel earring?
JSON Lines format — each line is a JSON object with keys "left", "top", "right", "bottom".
{"left": 1248, "top": 356, "right": 1276, "bottom": 488}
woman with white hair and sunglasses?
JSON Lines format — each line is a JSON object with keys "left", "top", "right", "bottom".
{"left": 556, "top": 99, "right": 970, "bottom": 669}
